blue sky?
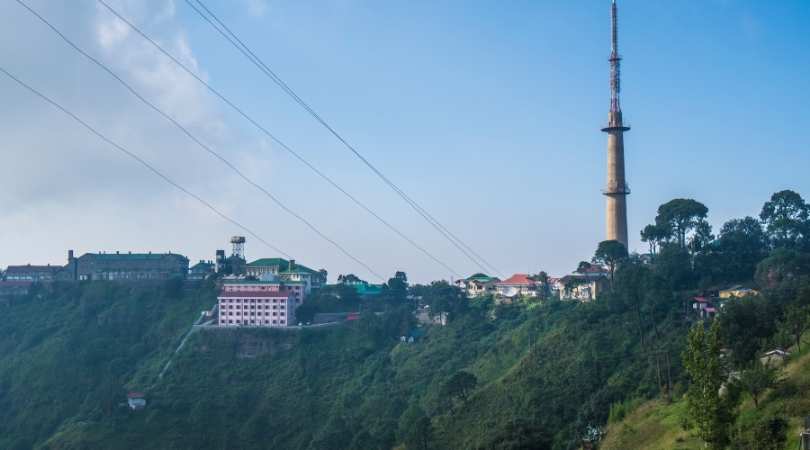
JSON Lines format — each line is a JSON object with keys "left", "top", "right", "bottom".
{"left": 1, "top": 0, "right": 809, "bottom": 282}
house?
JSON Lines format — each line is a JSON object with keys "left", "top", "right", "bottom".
{"left": 127, "top": 392, "right": 146, "bottom": 410}
{"left": 337, "top": 274, "right": 383, "bottom": 297}
{"left": 495, "top": 274, "right": 538, "bottom": 298}
{"left": 188, "top": 260, "right": 215, "bottom": 281}
{"left": 558, "top": 274, "right": 608, "bottom": 301}
{"left": 719, "top": 286, "right": 759, "bottom": 299}
{"left": 455, "top": 273, "right": 500, "bottom": 297}
{"left": 246, "top": 258, "right": 327, "bottom": 293}
{"left": 760, "top": 349, "right": 790, "bottom": 367}
{"left": 691, "top": 296, "right": 718, "bottom": 319}
{"left": 217, "top": 279, "right": 298, "bottom": 327}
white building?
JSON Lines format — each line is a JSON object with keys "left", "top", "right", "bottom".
{"left": 217, "top": 279, "right": 297, "bottom": 327}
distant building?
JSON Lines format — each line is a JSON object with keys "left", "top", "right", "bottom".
{"left": 719, "top": 286, "right": 759, "bottom": 299}
{"left": 760, "top": 349, "right": 790, "bottom": 367}
{"left": 217, "top": 279, "right": 297, "bottom": 327}
{"left": 69, "top": 251, "right": 189, "bottom": 281}
{"left": 188, "top": 260, "right": 215, "bottom": 281}
{"left": 247, "top": 258, "right": 327, "bottom": 293}
{"left": 455, "top": 273, "right": 500, "bottom": 297}
{"left": 495, "top": 274, "right": 538, "bottom": 298}
{"left": 3, "top": 264, "right": 63, "bottom": 282}
{"left": 127, "top": 392, "right": 146, "bottom": 410}
{"left": 337, "top": 275, "right": 383, "bottom": 297}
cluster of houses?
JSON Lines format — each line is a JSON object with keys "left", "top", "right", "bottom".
{"left": 690, "top": 285, "right": 760, "bottom": 320}
{"left": 454, "top": 265, "right": 610, "bottom": 302}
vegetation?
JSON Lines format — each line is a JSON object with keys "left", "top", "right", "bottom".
{"left": 3, "top": 189, "right": 810, "bottom": 449}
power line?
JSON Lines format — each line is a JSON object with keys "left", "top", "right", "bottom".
{"left": 0, "top": 65, "right": 291, "bottom": 260}
{"left": 95, "top": 0, "right": 461, "bottom": 279}
{"left": 14, "top": 0, "right": 383, "bottom": 281}
{"left": 186, "top": 0, "right": 503, "bottom": 277}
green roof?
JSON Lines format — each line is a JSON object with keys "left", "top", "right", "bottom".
{"left": 280, "top": 263, "right": 319, "bottom": 275}
{"left": 467, "top": 273, "right": 497, "bottom": 282}
{"left": 247, "top": 258, "right": 289, "bottom": 268}
{"left": 355, "top": 283, "right": 383, "bottom": 296}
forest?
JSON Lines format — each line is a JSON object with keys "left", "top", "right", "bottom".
{"left": 1, "top": 189, "right": 810, "bottom": 449}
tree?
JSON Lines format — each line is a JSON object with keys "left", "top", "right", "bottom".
{"left": 781, "top": 304, "right": 810, "bottom": 351}
{"left": 683, "top": 321, "right": 734, "bottom": 449}
{"left": 688, "top": 220, "right": 714, "bottom": 256}
{"left": 737, "top": 361, "right": 781, "bottom": 408}
{"left": 399, "top": 404, "right": 433, "bottom": 450}
{"left": 655, "top": 199, "right": 709, "bottom": 248}
{"left": 576, "top": 261, "right": 593, "bottom": 273}
{"left": 712, "top": 217, "right": 769, "bottom": 283}
{"left": 760, "top": 189, "right": 809, "bottom": 250}
{"left": 423, "top": 281, "right": 467, "bottom": 322}
{"left": 640, "top": 223, "right": 670, "bottom": 256}
{"left": 441, "top": 371, "right": 478, "bottom": 405}
{"left": 592, "top": 240, "right": 628, "bottom": 284}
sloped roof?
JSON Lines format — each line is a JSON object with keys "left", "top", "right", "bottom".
{"left": 248, "top": 258, "right": 289, "bottom": 268}
{"left": 497, "top": 274, "right": 535, "bottom": 286}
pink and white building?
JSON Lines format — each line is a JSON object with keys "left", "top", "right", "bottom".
{"left": 217, "top": 280, "right": 297, "bottom": 327}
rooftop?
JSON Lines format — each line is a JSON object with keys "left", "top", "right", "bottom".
{"left": 497, "top": 274, "right": 535, "bottom": 286}
{"left": 247, "top": 258, "right": 289, "bottom": 267}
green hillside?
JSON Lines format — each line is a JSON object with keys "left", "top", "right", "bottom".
{"left": 0, "top": 277, "right": 689, "bottom": 450}
{"left": 602, "top": 343, "right": 810, "bottom": 450}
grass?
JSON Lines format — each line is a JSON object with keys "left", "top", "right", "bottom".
{"left": 601, "top": 332, "right": 810, "bottom": 450}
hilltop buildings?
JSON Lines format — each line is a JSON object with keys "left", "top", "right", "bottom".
{"left": 246, "top": 258, "right": 327, "bottom": 293}
{"left": 454, "top": 273, "right": 500, "bottom": 297}
{"left": 217, "top": 279, "right": 297, "bottom": 327}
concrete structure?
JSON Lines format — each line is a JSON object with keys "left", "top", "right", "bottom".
{"left": 189, "top": 260, "right": 215, "bottom": 281}
{"left": 217, "top": 279, "right": 297, "bottom": 327}
{"left": 3, "top": 264, "right": 63, "bottom": 282}
{"left": 601, "top": 0, "right": 630, "bottom": 248}
{"left": 246, "top": 258, "right": 327, "bottom": 293}
{"left": 454, "top": 273, "right": 500, "bottom": 298}
{"left": 760, "top": 349, "right": 790, "bottom": 367}
{"left": 69, "top": 251, "right": 189, "bottom": 281}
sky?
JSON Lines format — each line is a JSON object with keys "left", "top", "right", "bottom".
{"left": 1, "top": 0, "right": 809, "bottom": 283}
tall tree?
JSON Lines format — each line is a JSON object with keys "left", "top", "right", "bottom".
{"left": 441, "top": 371, "right": 478, "bottom": 405}
{"left": 713, "top": 217, "right": 768, "bottom": 282}
{"left": 640, "top": 223, "right": 670, "bottom": 256}
{"left": 655, "top": 198, "right": 709, "bottom": 248}
{"left": 688, "top": 220, "right": 714, "bottom": 256}
{"left": 683, "top": 321, "right": 734, "bottom": 449}
{"left": 593, "top": 240, "right": 628, "bottom": 284}
{"left": 760, "top": 190, "right": 809, "bottom": 249}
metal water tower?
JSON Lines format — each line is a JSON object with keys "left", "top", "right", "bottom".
{"left": 230, "top": 236, "right": 246, "bottom": 259}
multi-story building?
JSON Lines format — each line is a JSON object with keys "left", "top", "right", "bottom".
{"left": 189, "top": 260, "right": 215, "bottom": 281}
{"left": 68, "top": 251, "right": 189, "bottom": 281}
{"left": 3, "top": 264, "right": 64, "bottom": 282}
{"left": 217, "top": 279, "right": 297, "bottom": 327}
{"left": 247, "top": 258, "right": 327, "bottom": 293}
{"left": 455, "top": 273, "right": 500, "bottom": 297}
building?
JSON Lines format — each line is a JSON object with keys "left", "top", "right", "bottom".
{"left": 454, "top": 273, "right": 500, "bottom": 297}
{"left": 495, "top": 274, "right": 538, "bottom": 298}
{"left": 719, "top": 286, "right": 759, "bottom": 299}
{"left": 68, "top": 251, "right": 189, "bottom": 281}
{"left": 189, "top": 260, "right": 215, "bottom": 281}
{"left": 760, "top": 349, "right": 790, "bottom": 367}
{"left": 558, "top": 268, "right": 609, "bottom": 301}
{"left": 337, "top": 275, "right": 383, "bottom": 297}
{"left": 601, "top": 0, "right": 631, "bottom": 248}
{"left": 3, "top": 264, "right": 64, "bottom": 282}
{"left": 217, "top": 279, "right": 297, "bottom": 327}
{"left": 247, "top": 258, "right": 327, "bottom": 293}
{"left": 127, "top": 392, "right": 146, "bottom": 410}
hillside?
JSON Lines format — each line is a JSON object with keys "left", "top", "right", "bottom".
{"left": 0, "top": 279, "right": 690, "bottom": 450}
{"left": 601, "top": 339, "right": 810, "bottom": 450}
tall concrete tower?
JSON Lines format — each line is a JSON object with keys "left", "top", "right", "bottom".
{"left": 601, "top": 0, "right": 630, "bottom": 248}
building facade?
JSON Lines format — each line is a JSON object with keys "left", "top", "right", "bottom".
{"left": 3, "top": 264, "right": 64, "bottom": 282}
{"left": 69, "top": 251, "right": 189, "bottom": 281}
{"left": 495, "top": 274, "right": 538, "bottom": 298}
{"left": 455, "top": 273, "right": 500, "bottom": 298}
{"left": 247, "top": 258, "right": 327, "bottom": 293}
{"left": 217, "top": 279, "right": 297, "bottom": 327}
